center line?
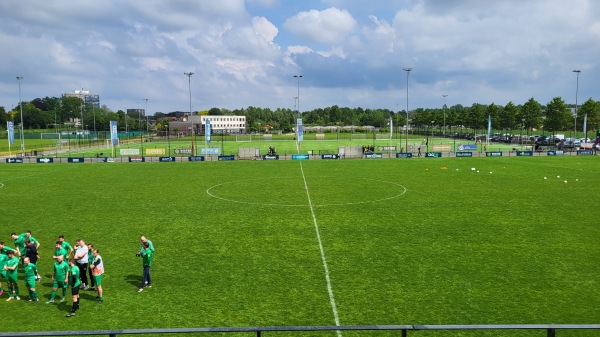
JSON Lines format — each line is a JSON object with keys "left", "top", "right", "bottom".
{"left": 299, "top": 161, "right": 342, "bottom": 337}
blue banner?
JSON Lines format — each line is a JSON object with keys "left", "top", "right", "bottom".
{"left": 188, "top": 156, "right": 205, "bottom": 162}
{"left": 218, "top": 155, "right": 235, "bottom": 161}
{"left": 366, "top": 153, "right": 383, "bottom": 159}
{"left": 455, "top": 152, "right": 473, "bottom": 157}
{"left": 110, "top": 121, "right": 119, "bottom": 146}
{"left": 297, "top": 118, "right": 303, "bottom": 142}
{"left": 486, "top": 151, "right": 503, "bottom": 157}
{"left": 206, "top": 120, "right": 211, "bottom": 143}
{"left": 396, "top": 153, "right": 413, "bottom": 158}
{"left": 6, "top": 158, "right": 23, "bottom": 163}
{"left": 201, "top": 148, "right": 220, "bottom": 155}
{"left": 425, "top": 152, "right": 442, "bottom": 158}
{"left": 7, "top": 121, "right": 14, "bottom": 145}
{"left": 547, "top": 151, "right": 564, "bottom": 156}
{"left": 37, "top": 158, "right": 54, "bottom": 163}
{"left": 516, "top": 151, "right": 533, "bottom": 157}
{"left": 68, "top": 157, "right": 85, "bottom": 163}
{"left": 292, "top": 154, "right": 309, "bottom": 160}
{"left": 457, "top": 144, "right": 477, "bottom": 151}
{"left": 263, "top": 155, "right": 279, "bottom": 160}
{"left": 577, "top": 150, "right": 593, "bottom": 156}
{"left": 321, "top": 154, "right": 339, "bottom": 159}
{"left": 159, "top": 156, "right": 176, "bottom": 162}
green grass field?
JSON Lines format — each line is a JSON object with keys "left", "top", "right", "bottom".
{"left": 0, "top": 157, "right": 598, "bottom": 336}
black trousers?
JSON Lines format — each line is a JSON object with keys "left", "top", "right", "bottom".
{"left": 77, "top": 263, "right": 88, "bottom": 286}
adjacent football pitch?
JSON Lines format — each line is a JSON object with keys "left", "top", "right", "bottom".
{"left": 0, "top": 157, "right": 598, "bottom": 336}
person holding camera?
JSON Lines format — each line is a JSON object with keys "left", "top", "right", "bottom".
{"left": 137, "top": 241, "right": 153, "bottom": 292}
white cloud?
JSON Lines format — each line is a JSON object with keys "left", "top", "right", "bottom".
{"left": 284, "top": 7, "right": 357, "bottom": 44}
{"left": 251, "top": 16, "right": 279, "bottom": 43}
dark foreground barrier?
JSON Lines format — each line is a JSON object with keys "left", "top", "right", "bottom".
{"left": 1, "top": 324, "right": 599, "bottom": 337}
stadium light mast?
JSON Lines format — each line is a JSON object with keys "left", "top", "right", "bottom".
{"left": 294, "top": 75, "right": 302, "bottom": 144}
{"left": 17, "top": 76, "right": 25, "bottom": 157}
{"left": 184, "top": 72, "right": 194, "bottom": 155}
{"left": 573, "top": 70, "right": 581, "bottom": 140}
{"left": 442, "top": 94, "right": 448, "bottom": 137}
{"left": 403, "top": 68, "right": 412, "bottom": 152}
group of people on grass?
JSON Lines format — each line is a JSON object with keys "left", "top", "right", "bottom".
{"left": 0, "top": 231, "right": 154, "bottom": 317}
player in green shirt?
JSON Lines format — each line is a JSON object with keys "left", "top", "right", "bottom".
{"left": 87, "top": 243, "right": 96, "bottom": 290}
{"left": 47, "top": 255, "right": 70, "bottom": 303}
{"left": 58, "top": 235, "right": 73, "bottom": 259}
{"left": 137, "top": 242, "right": 153, "bottom": 292}
{"left": 139, "top": 236, "right": 155, "bottom": 256}
{"left": 23, "top": 257, "right": 39, "bottom": 302}
{"left": 0, "top": 251, "right": 7, "bottom": 297}
{"left": 67, "top": 258, "right": 81, "bottom": 317}
{"left": 53, "top": 241, "right": 68, "bottom": 261}
{"left": 4, "top": 250, "right": 20, "bottom": 301}
{"left": 0, "top": 241, "right": 15, "bottom": 255}
{"left": 25, "top": 231, "right": 40, "bottom": 249}
{"left": 11, "top": 232, "right": 26, "bottom": 257}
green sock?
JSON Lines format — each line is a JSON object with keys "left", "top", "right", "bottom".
{"left": 15, "top": 286, "right": 19, "bottom": 297}
{"left": 33, "top": 291, "right": 38, "bottom": 300}
{"left": 50, "top": 290, "right": 56, "bottom": 300}
{"left": 99, "top": 296, "right": 103, "bottom": 300}
{"left": 62, "top": 288, "right": 67, "bottom": 298}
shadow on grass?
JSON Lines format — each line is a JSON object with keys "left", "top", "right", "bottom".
{"left": 125, "top": 274, "right": 141, "bottom": 288}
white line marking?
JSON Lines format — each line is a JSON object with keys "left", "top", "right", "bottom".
{"left": 0, "top": 182, "right": 4, "bottom": 189}
{"left": 299, "top": 162, "right": 342, "bottom": 337}
{"left": 205, "top": 177, "right": 407, "bottom": 207}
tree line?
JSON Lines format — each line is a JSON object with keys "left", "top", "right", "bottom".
{"left": 1, "top": 96, "right": 599, "bottom": 135}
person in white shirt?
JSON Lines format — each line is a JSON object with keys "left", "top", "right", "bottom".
{"left": 73, "top": 239, "right": 90, "bottom": 290}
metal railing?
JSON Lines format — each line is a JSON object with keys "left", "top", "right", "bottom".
{"left": 1, "top": 324, "right": 599, "bottom": 337}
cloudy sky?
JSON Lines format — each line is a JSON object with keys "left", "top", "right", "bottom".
{"left": 1, "top": 0, "right": 598, "bottom": 115}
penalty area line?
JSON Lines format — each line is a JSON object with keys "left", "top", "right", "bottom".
{"left": 299, "top": 161, "right": 342, "bottom": 337}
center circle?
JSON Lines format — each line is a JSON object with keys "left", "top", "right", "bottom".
{"left": 206, "top": 176, "right": 407, "bottom": 207}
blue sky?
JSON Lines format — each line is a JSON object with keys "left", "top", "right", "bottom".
{"left": 0, "top": 0, "right": 598, "bottom": 115}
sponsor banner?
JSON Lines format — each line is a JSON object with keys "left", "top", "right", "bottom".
{"left": 396, "top": 153, "right": 413, "bottom": 158}
{"left": 377, "top": 146, "right": 396, "bottom": 151}
{"left": 120, "top": 148, "right": 140, "bottom": 155}
{"left": 577, "top": 150, "right": 594, "bottom": 156}
{"left": 321, "top": 154, "right": 339, "bottom": 160}
{"left": 110, "top": 120, "right": 119, "bottom": 146}
{"left": 547, "top": 151, "right": 564, "bottom": 156}
{"left": 425, "top": 152, "right": 442, "bottom": 158}
{"left": 263, "top": 155, "right": 279, "bottom": 160}
{"left": 5, "top": 158, "right": 23, "bottom": 163}
{"left": 188, "top": 156, "right": 205, "bottom": 162}
{"left": 174, "top": 148, "right": 192, "bottom": 154}
{"left": 297, "top": 118, "right": 303, "bottom": 142}
{"left": 36, "top": 158, "right": 54, "bottom": 163}
{"left": 68, "top": 157, "right": 85, "bottom": 163}
{"left": 457, "top": 144, "right": 477, "bottom": 151}
{"left": 7, "top": 121, "right": 15, "bottom": 145}
{"left": 486, "top": 151, "right": 503, "bottom": 157}
{"left": 206, "top": 120, "right": 211, "bottom": 143}
{"left": 201, "top": 148, "right": 221, "bottom": 155}
{"left": 516, "top": 151, "right": 534, "bottom": 157}
{"left": 292, "top": 154, "right": 309, "bottom": 160}
{"left": 218, "top": 155, "right": 235, "bottom": 161}
{"left": 455, "top": 152, "right": 473, "bottom": 157}
{"left": 128, "top": 156, "right": 145, "bottom": 162}
{"left": 96, "top": 157, "right": 115, "bottom": 163}
{"left": 366, "top": 153, "right": 383, "bottom": 159}
{"left": 146, "top": 148, "right": 166, "bottom": 155}
{"left": 432, "top": 145, "right": 452, "bottom": 152}
{"left": 159, "top": 156, "right": 176, "bottom": 162}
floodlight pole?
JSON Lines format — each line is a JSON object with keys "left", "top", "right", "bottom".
{"left": 442, "top": 94, "right": 448, "bottom": 137}
{"left": 294, "top": 75, "right": 302, "bottom": 146}
{"left": 185, "top": 72, "right": 194, "bottom": 155}
{"left": 403, "top": 68, "right": 412, "bottom": 153}
{"left": 17, "top": 76, "right": 25, "bottom": 157}
{"left": 573, "top": 70, "right": 581, "bottom": 140}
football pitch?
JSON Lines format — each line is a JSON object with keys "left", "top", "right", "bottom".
{"left": 0, "top": 157, "right": 598, "bottom": 336}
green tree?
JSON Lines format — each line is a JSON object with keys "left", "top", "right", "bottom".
{"left": 544, "top": 97, "right": 571, "bottom": 134}
{"left": 0, "top": 106, "right": 7, "bottom": 127}
{"left": 521, "top": 98, "right": 543, "bottom": 132}
{"left": 577, "top": 98, "right": 600, "bottom": 138}
{"left": 500, "top": 101, "right": 519, "bottom": 132}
